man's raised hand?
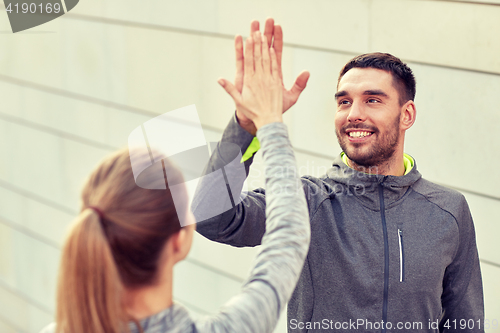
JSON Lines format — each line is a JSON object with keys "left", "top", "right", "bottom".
{"left": 218, "top": 32, "right": 283, "bottom": 131}
{"left": 260, "top": 19, "right": 310, "bottom": 113}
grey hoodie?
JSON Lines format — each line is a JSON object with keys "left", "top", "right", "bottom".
{"left": 196, "top": 115, "right": 484, "bottom": 333}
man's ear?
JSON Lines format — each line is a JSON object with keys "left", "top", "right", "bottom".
{"left": 400, "top": 101, "right": 416, "bottom": 131}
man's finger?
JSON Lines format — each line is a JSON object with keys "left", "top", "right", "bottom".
{"left": 262, "top": 35, "right": 271, "bottom": 73}
{"left": 264, "top": 18, "right": 274, "bottom": 48}
{"left": 218, "top": 78, "right": 242, "bottom": 105}
{"left": 244, "top": 37, "right": 254, "bottom": 77}
{"left": 234, "top": 35, "right": 244, "bottom": 93}
{"left": 289, "top": 71, "right": 310, "bottom": 96}
{"left": 250, "top": 20, "right": 259, "bottom": 35}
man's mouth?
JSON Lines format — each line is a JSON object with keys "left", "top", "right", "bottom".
{"left": 347, "top": 131, "right": 373, "bottom": 138}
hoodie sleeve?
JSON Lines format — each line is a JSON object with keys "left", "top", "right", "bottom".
{"left": 439, "top": 195, "right": 485, "bottom": 333}
{"left": 193, "top": 113, "right": 268, "bottom": 247}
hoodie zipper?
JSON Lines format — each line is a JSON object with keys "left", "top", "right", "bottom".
{"left": 378, "top": 182, "right": 389, "bottom": 333}
{"left": 398, "top": 227, "right": 405, "bottom": 282}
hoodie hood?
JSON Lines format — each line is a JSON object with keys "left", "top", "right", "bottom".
{"left": 320, "top": 154, "right": 422, "bottom": 211}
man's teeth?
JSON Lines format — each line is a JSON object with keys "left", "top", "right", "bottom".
{"left": 349, "top": 131, "right": 372, "bottom": 138}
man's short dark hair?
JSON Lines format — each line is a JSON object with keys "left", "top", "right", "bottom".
{"left": 338, "top": 53, "right": 416, "bottom": 106}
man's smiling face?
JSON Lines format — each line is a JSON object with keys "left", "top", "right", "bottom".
{"left": 334, "top": 67, "right": 405, "bottom": 168}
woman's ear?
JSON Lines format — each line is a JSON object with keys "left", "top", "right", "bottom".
{"left": 400, "top": 101, "right": 416, "bottom": 131}
{"left": 170, "top": 224, "right": 195, "bottom": 264}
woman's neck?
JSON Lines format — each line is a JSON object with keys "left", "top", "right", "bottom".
{"left": 123, "top": 273, "right": 173, "bottom": 320}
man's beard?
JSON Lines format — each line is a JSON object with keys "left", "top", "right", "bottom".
{"left": 336, "top": 115, "right": 400, "bottom": 168}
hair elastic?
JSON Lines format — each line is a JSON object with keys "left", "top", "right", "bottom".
{"left": 88, "top": 206, "right": 105, "bottom": 221}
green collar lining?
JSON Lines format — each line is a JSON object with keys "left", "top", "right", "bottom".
{"left": 241, "top": 137, "right": 414, "bottom": 176}
{"left": 341, "top": 152, "right": 414, "bottom": 175}
{"left": 241, "top": 137, "right": 261, "bottom": 163}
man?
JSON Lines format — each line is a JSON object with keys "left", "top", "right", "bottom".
{"left": 195, "top": 19, "right": 484, "bottom": 332}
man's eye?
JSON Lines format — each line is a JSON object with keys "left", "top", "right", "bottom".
{"left": 367, "top": 99, "right": 379, "bottom": 103}
{"left": 339, "top": 100, "right": 351, "bottom": 105}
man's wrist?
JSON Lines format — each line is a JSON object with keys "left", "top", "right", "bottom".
{"left": 235, "top": 109, "right": 257, "bottom": 136}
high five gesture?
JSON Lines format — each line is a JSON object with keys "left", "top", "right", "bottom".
{"left": 218, "top": 18, "right": 310, "bottom": 134}
{"left": 218, "top": 32, "right": 283, "bottom": 130}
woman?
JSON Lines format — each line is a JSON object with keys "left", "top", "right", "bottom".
{"left": 40, "top": 32, "right": 310, "bottom": 333}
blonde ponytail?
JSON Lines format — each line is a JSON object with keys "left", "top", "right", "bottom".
{"left": 56, "top": 209, "right": 128, "bottom": 333}
{"left": 55, "top": 148, "right": 183, "bottom": 333}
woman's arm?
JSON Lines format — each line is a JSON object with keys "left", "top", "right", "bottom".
{"left": 195, "top": 30, "right": 310, "bottom": 333}
{"left": 197, "top": 122, "right": 310, "bottom": 333}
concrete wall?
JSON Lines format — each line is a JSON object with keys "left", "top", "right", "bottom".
{"left": 0, "top": 0, "right": 498, "bottom": 332}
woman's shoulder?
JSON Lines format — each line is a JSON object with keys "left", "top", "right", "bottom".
{"left": 131, "top": 303, "right": 195, "bottom": 333}
{"left": 37, "top": 304, "right": 195, "bottom": 333}
{"left": 38, "top": 322, "right": 56, "bottom": 333}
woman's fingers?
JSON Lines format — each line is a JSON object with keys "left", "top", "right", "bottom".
{"left": 218, "top": 79, "right": 242, "bottom": 106}
{"left": 244, "top": 37, "right": 254, "bottom": 77}
{"left": 261, "top": 35, "right": 271, "bottom": 75}
{"left": 250, "top": 20, "right": 259, "bottom": 36}
{"left": 253, "top": 32, "right": 262, "bottom": 74}
{"left": 273, "top": 25, "right": 284, "bottom": 80}
{"left": 270, "top": 48, "right": 279, "bottom": 81}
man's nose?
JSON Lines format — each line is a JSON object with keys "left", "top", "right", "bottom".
{"left": 346, "top": 101, "right": 366, "bottom": 123}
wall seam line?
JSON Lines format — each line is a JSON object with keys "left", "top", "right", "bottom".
{"left": 423, "top": 0, "right": 500, "bottom": 7}
{"left": 60, "top": 12, "right": 500, "bottom": 77}
{"left": 0, "top": 313, "right": 28, "bottom": 333}
{"left": 0, "top": 279, "right": 53, "bottom": 315}
{"left": 0, "top": 179, "right": 77, "bottom": 215}
{"left": 0, "top": 217, "right": 61, "bottom": 249}
{"left": 480, "top": 259, "right": 500, "bottom": 269}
